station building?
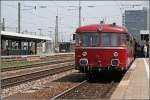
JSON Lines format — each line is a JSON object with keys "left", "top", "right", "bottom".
{"left": 59, "top": 42, "right": 75, "bottom": 53}
{"left": 122, "top": 8, "right": 149, "bottom": 43}
{"left": 1, "top": 31, "right": 52, "bottom": 56}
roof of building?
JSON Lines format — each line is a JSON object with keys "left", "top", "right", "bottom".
{"left": 1, "top": 31, "right": 51, "bottom": 41}
{"left": 76, "top": 23, "right": 128, "bottom": 33}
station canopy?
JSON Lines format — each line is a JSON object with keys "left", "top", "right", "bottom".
{"left": 1, "top": 31, "right": 51, "bottom": 42}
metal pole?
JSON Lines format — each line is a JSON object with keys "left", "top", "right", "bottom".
{"left": 38, "top": 28, "right": 42, "bottom": 36}
{"left": 39, "top": 29, "right": 42, "bottom": 35}
{"left": 2, "top": 18, "right": 5, "bottom": 31}
{"left": 55, "top": 16, "right": 58, "bottom": 49}
{"left": 0, "top": 0, "right": 1, "bottom": 56}
{"left": 61, "top": 32, "right": 63, "bottom": 42}
{"left": 147, "top": 2, "right": 149, "bottom": 31}
{"left": 34, "top": 41, "right": 37, "bottom": 54}
{"left": 79, "top": 0, "right": 81, "bottom": 27}
{"left": 18, "top": 2, "right": 21, "bottom": 33}
{"left": 147, "top": 1, "right": 150, "bottom": 59}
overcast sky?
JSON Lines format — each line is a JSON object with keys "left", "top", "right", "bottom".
{"left": 1, "top": 1, "right": 146, "bottom": 42}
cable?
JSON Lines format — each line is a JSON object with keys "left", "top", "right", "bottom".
{"left": 23, "top": 11, "right": 50, "bottom": 20}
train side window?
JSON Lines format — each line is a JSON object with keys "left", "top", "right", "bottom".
{"left": 120, "top": 34, "right": 128, "bottom": 46}
{"left": 130, "top": 40, "right": 132, "bottom": 44}
{"left": 128, "top": 35, "right": 133, "bottom": 45}
{"left": 126, "top": 35, "right": 130, "bottom": 41}
{"left": 73, "top": 34, "right": 75, "bottom": 40}
{"left": 75, "top": 33, "right": 81, "bottom": 46}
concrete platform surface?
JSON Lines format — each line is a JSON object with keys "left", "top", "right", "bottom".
{"left": 111, "top": 58, "right": 149, "bottom": 99}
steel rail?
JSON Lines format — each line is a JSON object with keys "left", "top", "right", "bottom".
{"left": 2, "top": 63, "right": 75, "bottom": 89}
{"left": 51, "top": 80, "right": 87, "bottom": 100}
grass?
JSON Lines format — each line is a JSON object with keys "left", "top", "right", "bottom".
{"left": 1, "top": 57, "right": 72, "bottom": 68}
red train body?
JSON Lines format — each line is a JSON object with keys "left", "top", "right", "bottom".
{"left": 75, "top": 23, "right": 135, "bottom": 73}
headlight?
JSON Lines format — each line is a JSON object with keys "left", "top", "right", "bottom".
{"left": 113, "top": 52, "right": 119, "bottom": 57}
{"left": 82, "top": 51, "right": 87, "bottom": 56}
{"left": 79, "top": 58, "right": 88, "bottom": 65}
{"left": 111, "top": 59, "right": 119, "bottom": 66}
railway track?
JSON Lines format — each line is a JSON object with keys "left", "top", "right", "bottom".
{"left": 1, "top": 58, "right": 74, "bottom": 72}
{"left": 1, "top": 62, "right": 75, "bottom": 89}
{"left": 51, "top": 80, "right": 87, "bottom": 100}
{"left": 52, "top": 71, "right": 124, "bottom": 99}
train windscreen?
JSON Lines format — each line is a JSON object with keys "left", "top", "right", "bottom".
{"left": 82, "top": 33, "right": 99, "bottom": 47}
{"left": 100, "top": 33, "right": 120, "bottom": 47}
{"left": 80, "top": 33, "right": 127, "bottom": 47}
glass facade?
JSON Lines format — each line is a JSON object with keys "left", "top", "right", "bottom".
{"left": 123, "top": 9, "right": 147, "bottom": 41}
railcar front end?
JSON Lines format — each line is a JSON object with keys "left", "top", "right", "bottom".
{"left": 75, "top": 47, "right": 130, "bottom": 73}
{"left": 75, "top": 23, "right": 135, "bottom": 73}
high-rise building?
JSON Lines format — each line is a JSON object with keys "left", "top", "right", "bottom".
{"left": 122, "top": 8, "right": 147, "bottom": 42}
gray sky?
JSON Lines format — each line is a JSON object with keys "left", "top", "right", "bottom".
{"left": 1, "top": 1, "right": 145, "bottom": 42}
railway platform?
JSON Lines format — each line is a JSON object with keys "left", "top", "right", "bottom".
{"left": 111, "top": 58, "right": 149, "bottom": 99}
{"left": 1, "top": 53, "right": 74, "bottom": 61}
{"left": 1, "top": 52, "right": 74, "bottom": 58}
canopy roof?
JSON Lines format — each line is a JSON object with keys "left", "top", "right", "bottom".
{"left": 1, "top": 31, "right": 51, "bottom": 41}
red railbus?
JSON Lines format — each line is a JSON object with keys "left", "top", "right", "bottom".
{"left": 75, "top": 22, "right": 135, "bottom": 73}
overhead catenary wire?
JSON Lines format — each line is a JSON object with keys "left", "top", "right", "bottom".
{"left": 3, "top": 2, "right": 143, "bottom": 42}
{"left": 5, "top": 3, "right": 142, "bottom": 8}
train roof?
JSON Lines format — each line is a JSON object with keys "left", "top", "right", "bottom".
{"left": 76, "top": 23, "right": 128, "bottom": 33}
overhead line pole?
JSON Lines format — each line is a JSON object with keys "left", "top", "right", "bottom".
{"left": 18, "top": 2, "right": 21, "bottom": 33}
{"left": 79, "top": 0, "right": 81, "bottom": 27}
{"left": 0, "top": 0, "right": 1, "bottom": 56}
{"left": 55, "top": 15, "right": 59, "bottom": 51}
{"left": 2, "top": 18, "right": 5, "bottom": 31}
{"left": 147, "top": 2, "right": 149, "bottom": 31}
